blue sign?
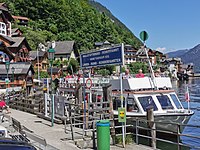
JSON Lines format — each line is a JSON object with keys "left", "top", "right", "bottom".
{"left": 80, "top": 45, "right": 124, "bottom": 68}
{"left": 44, "top": 78, "right": 47, "bottom": 85}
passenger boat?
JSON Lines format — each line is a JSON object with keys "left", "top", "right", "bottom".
{"left": 110, "top": 77, "right": 194, "bottom": 132}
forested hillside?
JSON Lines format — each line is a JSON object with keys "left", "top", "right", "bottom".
{"left": 2, "top": 0, "right": 142, "bottom": 51}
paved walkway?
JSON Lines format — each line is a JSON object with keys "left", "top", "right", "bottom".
{"left": 1, "top": 109, "right": 154, "bottom": 150}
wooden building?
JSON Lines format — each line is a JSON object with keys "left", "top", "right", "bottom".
{"left": 29, "top": 50, "right": 48, "bottom": 72}
{"left": 0, "top": 62, "right": 34, "bottom": 94}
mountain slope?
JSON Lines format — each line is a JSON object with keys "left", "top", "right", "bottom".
{"left": 167, "top": 49, "right": 188, "bottom": 58}
{"left": 2, "top": 0, "right": 142, "bottom": 51}
{"left": 180, "top": 44, "right": 200, "bottom": 71}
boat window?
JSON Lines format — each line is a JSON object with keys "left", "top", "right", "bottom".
{"left": 170, "top": 94, "right": 183, "bottom": 109}
{"left": 157, "top": 95, "right": 174, "bottom": 110}
{"left": 113, "top": 97, "right": 125, "bottom": 110}
{"left": 138, "top": 96, "right": 158, "bottom": 111}
{"left": 127, "top": 98, "right": 139, "bottom": 112}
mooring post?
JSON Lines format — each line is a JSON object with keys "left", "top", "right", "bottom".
{"left": 147, "top": 106, "right": 156, "bottom": 149}
{"left": 103, "top": 84, "right": 116, "bottom": 145}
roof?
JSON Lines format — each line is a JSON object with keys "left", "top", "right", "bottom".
{"left": 0, "top": 62, "right": 33, "bottom": 75}
{"left": 0, "top": 34, "right": 14, "bottom": 43}
{"left": 11, "top": 28, "right": 23, "bottom": 37}
{"left": 12, "top": 15, "right": 29, "bottom": 21}
{"left": 8, "top": 37, "right": 25, "bottom": 48}
{"left": 11, "top": 28, "right": 18, "bottom": 33}
{"left": 47, "top": 68, "right": 62, "bottom": 74}
{"left": 48, "top": 41, "right": 75, "bottom": 55}
{"left": 0, "top": 3, "right": 13, "bottom": 21}
{"left": 0, "top": 3, "right": 8, "bottom": 12}
{"left": 0, "top": 41, "right": 15, "bottom": 60}
{"left": 29, "top": 51, "right": 46, "bottom": 60}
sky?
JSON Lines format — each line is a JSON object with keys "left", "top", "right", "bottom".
{"left": 95, "top": 0, "right": 200, "bottom": 53}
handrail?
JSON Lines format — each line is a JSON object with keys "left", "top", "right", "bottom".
{"left": 130, "top": 117, "right": 200, "bottom": 149}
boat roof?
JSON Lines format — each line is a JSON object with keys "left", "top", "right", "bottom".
{"left": 112, "top": 89, "right": 175, "bottom": 95}
{"left": 110, "top": 77, "right": 172, "bottom": 91}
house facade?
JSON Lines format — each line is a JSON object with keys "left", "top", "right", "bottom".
{"left": 49, "top": 41, "right": 77, "bottom": 61}
{"left": 124, "top": 45, "right": 138, "bottom": 64}
{"left": 0, "top": 3, "right": 34, "bottom": 94}
{"left": 0, "top": 62, "right": 34, "bottom": 94}
{"left": 29, "top": 50, "right": 48, "bottom": 72}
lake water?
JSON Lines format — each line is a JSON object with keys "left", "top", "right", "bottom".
{"left": 172, "top": 78, "right": 200, "bottom": 149}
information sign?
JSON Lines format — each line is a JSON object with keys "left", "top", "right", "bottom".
{"left": 118, "top": 108, "right": 126, "bottom": 123}
{"left": 80, "top": 44, "right": 124, "bottom": 68}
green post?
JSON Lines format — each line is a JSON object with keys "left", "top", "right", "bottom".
{"left": 96, "top": 120, "right": 110, "bottom": 150}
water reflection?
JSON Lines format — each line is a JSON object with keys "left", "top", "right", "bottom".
{"left": 173, "top": 78, "right": 200, "bottom": 149}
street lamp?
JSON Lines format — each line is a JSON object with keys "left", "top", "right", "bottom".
{"left": 11, "top": 66, "right": 15, "bottom": 83}
{"left": 5, "top": 61, "right": 10, "bottom": 102}
{"left": 37, "top": 43, "right": 43, "bottom": 86}
{"left": 5, "top": 61, "right": 10, "bottom": 79}
{"left": 48, "top": 46, "right": 55, "bottom": 127}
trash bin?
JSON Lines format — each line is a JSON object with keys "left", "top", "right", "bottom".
{"left": 96, "top": 120, "right": 110, "bottom": 150}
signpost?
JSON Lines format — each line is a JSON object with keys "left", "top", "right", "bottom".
{"left": 86, "top": 78, "right": 92, "bottom": 89}
{"left": 80, "top": 44, "right": 126, "bottom": 147}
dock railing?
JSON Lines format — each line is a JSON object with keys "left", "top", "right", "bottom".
{"left": 113, "top": 116, "right": 200, "bottom": 150}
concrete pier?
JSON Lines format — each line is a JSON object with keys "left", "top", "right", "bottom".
{"left": 2, "top": 109, "right": 154, "bottom": 150}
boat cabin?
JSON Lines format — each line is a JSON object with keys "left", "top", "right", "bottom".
{"left": 110, "top": 77, "right": 186, "bottom": 116}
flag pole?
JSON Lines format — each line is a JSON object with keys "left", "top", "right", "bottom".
{"left": 186, "top": 86, "right": 190, "bottom": 112}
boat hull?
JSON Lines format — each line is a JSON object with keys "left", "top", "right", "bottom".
{"left": 114, "top": 113, "right": 193, "bottom": 133}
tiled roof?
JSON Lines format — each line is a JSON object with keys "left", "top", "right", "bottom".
{"left": 0, "top": 62, "right": 32, "bottom": 75}
{"left": 0, "top": 3, "right": 8, "bottom": 12}
{"left": 12, "top": 15, "right": 29, "bottom": 21}
{"left": 29, "top": 51, "right": 46, "bottom": 60}
{"left": 47, "top": 68, "right": 61, "bottom": 74}
{"left": 8, "top": 37, "right": 25, "bottom": 48}
{"left": 11, "top": 28, "right": 18, "bottom": 34}
{"left": 1, "top": 34, "right": 14, "bottom": 43}
{"left": 48, "top": 41, "right": 74, "bottom": 55}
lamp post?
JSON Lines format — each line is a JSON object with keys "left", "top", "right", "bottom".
{"left": 37, "top": 43, "right": 43, "bottom": 86}
{"left": 37, "top": 46, "right": 40, "bottom": 86}
{"left": 48, "top": 46, "right": 55, "bottom": 127}
{"left": 11, "top": 67, "right": 15, "bottom": 87}
{"left": 5, "top": 61, "right": 10, "bottom": 102}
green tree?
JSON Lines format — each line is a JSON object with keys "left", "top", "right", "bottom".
{"left": 128, "top": 62, "right": 148, "bottom": 74}
{"left": 34, "top": 71, "right": 49, "bottom": 79}
{"left": 67, "top": 58, "right": 79, "bottom": 74}
{"left": 2, "top": 0, "right": 142, "bottom": 53}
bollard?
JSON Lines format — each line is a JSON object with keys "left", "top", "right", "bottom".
{"left": 146, "top": 106, "right": 156, "bottom": 149}
{"left": 96, "top": 120, "right": 110, "bottom": 150}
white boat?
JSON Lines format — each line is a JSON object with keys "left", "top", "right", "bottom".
{"left": 110, "top": 77, "right": 194, "bottom": 132}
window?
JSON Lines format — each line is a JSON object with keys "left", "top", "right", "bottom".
{"left": 127, "top": 98, "right": 139, "bottom": 112}
{"left": 113, "top": 97, "right": 125, "bottom": 110}
{"left": 138, "top": 96, "right": 158, "bottom": 111}
{"left": 0, "top": 22, "right": 7, "bottom": 36}
{"left": 170, "top": 94, "right": 183, "bottom": 109}
{"left": 157, "top": 95, "right": 174, "bottom": 110}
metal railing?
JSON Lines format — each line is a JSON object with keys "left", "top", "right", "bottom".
{"left": 115, "top": 117, "right": 200, "bottom": 149}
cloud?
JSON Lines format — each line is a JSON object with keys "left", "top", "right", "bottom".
{"left": 156, "top": 47, "right": 166, "bottom": 52}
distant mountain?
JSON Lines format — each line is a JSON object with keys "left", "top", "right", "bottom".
{"left": 167, "top": 44, "right": 200, "bottom": 72}
{"left": 180, "top": 44, "right": 200, "bottom": 72}
{"left": 167, "top": 49, "right": 188, "bottom": 58}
